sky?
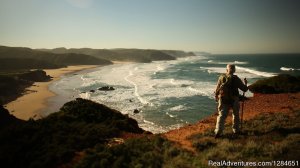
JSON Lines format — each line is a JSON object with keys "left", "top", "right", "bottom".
{"left": 0, "top": 0, "right": 300, "bottom": 54}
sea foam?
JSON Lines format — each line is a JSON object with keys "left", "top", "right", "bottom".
{"left": 75, "top": 57, "right": 211, "bottom": 133}
{"left": 280, "top": 67, "right": 300, "bottom": 71}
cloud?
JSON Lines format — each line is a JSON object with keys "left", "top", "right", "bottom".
{"left": 65, "top": 0, "right": 94, "bottom": 8}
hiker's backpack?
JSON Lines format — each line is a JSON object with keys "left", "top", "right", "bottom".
{"left": 217, "top": 74, "right": 236, "bottom": 104}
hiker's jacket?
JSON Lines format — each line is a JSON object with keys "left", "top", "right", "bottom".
{"left": 215, "top": 74, "right": 248, "bottom": 102}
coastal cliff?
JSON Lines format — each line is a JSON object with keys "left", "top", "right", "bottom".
{"left": 0, "top": 98, "right": 148, "bottom": 168}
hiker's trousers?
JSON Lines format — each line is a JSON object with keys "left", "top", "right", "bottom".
{"left": 215, "top": 99, "right": 240, "bottom": 134}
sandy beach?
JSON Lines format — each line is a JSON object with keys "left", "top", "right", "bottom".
{"left": 4, "top": 65, "right": 98, "bottom": 120}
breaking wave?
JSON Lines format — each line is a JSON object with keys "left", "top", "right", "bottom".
{"left": 235, "top": 66, "right": 276, "bottom": 77}
{"left": 280, "top": 67, "right": 300, "bottom": 71}
{"left": 207, "top": 60, "right": 248, "bottom": 65}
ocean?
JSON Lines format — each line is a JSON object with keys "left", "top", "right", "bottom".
{"left": 45, "top": 54, "right": 300, "bottom": 133}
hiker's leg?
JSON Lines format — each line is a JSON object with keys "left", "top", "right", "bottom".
{"left": 232, "top": 99, "right": 240, "bottom": 133}
{"left": 215, "top": 99, "right": 229, "bottom": 135}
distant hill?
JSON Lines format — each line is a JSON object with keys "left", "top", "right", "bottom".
{"left": 39, "top": 48, "right": 195, "bottom": 63}
{"left": 0, "top": 45, "right": 197, "bottom": 70}
{"left": 0, "top": 58, "right": 60, "bottom": 70}
{"left": 109, "top": 49, "right": 176, "bottom": 62}
{"left": 0, "top": 46, "right": 112, "bottom": 69}
{"left": 161, "top": 50, "right": 196, "bottom": 57}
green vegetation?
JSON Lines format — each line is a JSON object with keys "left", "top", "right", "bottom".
{"left": 189, "top": 111, "right": 300, "bottom": 164}
{"left": 0, "top": 98, "right": 146, "bottom": 168}
{"left": 0, "top": 70, "right": 51, "bottom": 104}
{"left": 76, "top": 136, "right": 204, "bottom": 168}
{"left": 62, "top": 106, "right": 300, "bottom": 167}
{"left": 249, "top": 74, "right": 300, "bottom": 93}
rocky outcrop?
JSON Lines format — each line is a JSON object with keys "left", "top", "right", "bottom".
{"left": 249, "top": 74, "right": 300, "bottom": 94}
{"left": 98, "top": 86, "right": 115, "bottom": 91}
{"left": 18, "top": 70, "right": 51, "bottom": 82}
{"left": 0, "top": 70, "right": 51, "bottom": 105}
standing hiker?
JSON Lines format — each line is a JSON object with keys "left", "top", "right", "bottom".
{"left": 214, "top": 64, "right": 248, "bottom": 138}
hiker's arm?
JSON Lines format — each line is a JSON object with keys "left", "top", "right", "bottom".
{"left": 238, "top": 78, "right": 248, "bottom": 92}
{"left": 215, "top": 78, "right": 221, "bottom": 100}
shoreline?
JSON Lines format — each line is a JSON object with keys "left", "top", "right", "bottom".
{"left": 4, "top": 65, "right": 99, "bottom": 120}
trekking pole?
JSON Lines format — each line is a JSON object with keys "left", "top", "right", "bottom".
{"left": 240, "top": 78, "right": 247, "bottom": 131}
{"left": 240, "top": 92, "right": 245, "bottom": 130}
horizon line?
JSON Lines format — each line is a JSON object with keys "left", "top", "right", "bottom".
{"left": 1, "top": 44, "right": 300, "bottom": 55}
